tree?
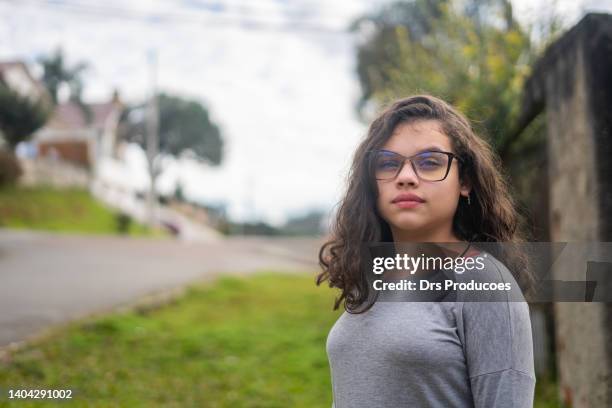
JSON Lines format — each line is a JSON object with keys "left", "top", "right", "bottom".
{"left": 157, "top": 94, "right": 223, "bottom": 165}
{"left": 173, "top": 180, "right": 185, "bottom": 202}
{"left": 350, "top": 0, "right": 564, "bottom": 161}
{"left": 281, "top": 210, "right": 326, "bottom": 236}
{"left": 0, "top": 84, "right": 49, "bottom": 150}
{"left": 350, "top": 0, "right": 447, "bottom": 117}
{"left": 38, "top": 48, "right": 88, "bottom": 105}
{"left": 119, "top": 92, "right": 224, "bottom": 178}
{"left": 0, "top": 83, "right": 49, "bottom": 186}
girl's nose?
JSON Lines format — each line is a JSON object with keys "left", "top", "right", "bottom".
{"left": 395, "top": 160, "right": 420, "bottom": 187}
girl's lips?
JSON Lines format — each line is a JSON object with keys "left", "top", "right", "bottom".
{"left": 391, "top": 193, "right": 425, "bottom": 204}
{"left": 394, "top": 200, "right": 423, "bottom": 209}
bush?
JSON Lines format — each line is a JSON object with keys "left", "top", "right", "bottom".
{"left": 115, "top": 212, "right": 133, "bottom": 234}
{"left": 0, "top": 149, "right": 22, "bottom": 186}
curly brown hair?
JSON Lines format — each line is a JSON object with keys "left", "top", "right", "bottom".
{"left": 316, "top": 94, "right": 533, "bottom": 313}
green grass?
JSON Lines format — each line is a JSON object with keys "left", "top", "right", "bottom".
{"left": 0, "top": 272, "right": 342, "bottom": 407}
{"left": 0, "top": 185, "right": 164, "bottom": 237}
{"left": 0, "top": 272, "right": 561, "bottom": 407}
{"left": 534, "top": 373, "right": 567, "bottom": 408}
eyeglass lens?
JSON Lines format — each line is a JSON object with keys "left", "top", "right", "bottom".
{"left": 373, "top": 151, "right": 451, "bottom": 181}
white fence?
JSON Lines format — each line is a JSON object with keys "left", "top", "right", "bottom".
{"left": 18, "top": 157, "right": 91, "bottom": 188}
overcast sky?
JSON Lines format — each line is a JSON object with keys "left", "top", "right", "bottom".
{"left": 1, "top": 0, "right": 611, "bottom": 226}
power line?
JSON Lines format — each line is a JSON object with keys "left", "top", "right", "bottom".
{"left": 0, "top": 0, "right": 364, "bottom": 161}
{"left": 4, "top": 0, "right": 355, "bottom": 35}
{"left": 165, "top": 0, "right": 343, "bottom": 17}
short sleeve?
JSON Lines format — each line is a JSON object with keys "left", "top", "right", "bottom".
{"left": 456, "top": 300, "right": 536, "bottom": 408}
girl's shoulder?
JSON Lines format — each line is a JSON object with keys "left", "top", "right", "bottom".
{"left": 451, "top": 248, "right": 527, "bottom": 302}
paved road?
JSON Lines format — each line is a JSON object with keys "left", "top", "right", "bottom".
{"left": 0, "top": 229, "right": 325, "bottom": 348}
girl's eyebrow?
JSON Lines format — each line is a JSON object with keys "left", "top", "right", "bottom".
{"left": 415, "top": 146, "right": 446, "bottom": 154}
{"left": 381, "top": 146, "right": 447, "bottom": 156}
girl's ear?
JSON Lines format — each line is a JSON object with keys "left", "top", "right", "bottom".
{"left": 459, "top": 176, "right": 472, "bottom": 198}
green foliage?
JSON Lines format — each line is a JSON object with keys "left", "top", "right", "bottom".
{"left": 222, "top": 220, "right": 282, "bottom": 236}
{"left": 0, "top": 84, "right": 49, "bottom": 149}
{"left": 351, "top": 0, "right": 446, "bottom": 114}
{"left": 534, "top": 372, "right": 568, "bottom": 408}
{"left": 173, "top": 181, "right": 185, "bottom": 202}
{"left": 352, "top": 0, "right": 564, "bottom": 160}
{"left": 281, "top": 210, "right": 325, "bottom": 236}
{"left": 115, "top": 212, "right": 133, "bottom": 235}
{"left": 158, "top": 93, "right": 223, "bottom": 165}
{"left": 120, "top": 93, "right": 224, "bottom": 167}
{"left": 37, "top": 48, "right": 88, "bottom": 104}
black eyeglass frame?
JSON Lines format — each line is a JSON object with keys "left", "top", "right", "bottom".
{"left": 367, "top": 149, "right": 464, "bottom": 182}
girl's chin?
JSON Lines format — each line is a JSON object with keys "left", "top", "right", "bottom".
{"left": 388, "top": 218, "right": 428, "bottom": 232}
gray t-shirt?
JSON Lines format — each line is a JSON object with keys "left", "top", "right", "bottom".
{"left": 325, "top": 251, "right": 536, "bottom": 408}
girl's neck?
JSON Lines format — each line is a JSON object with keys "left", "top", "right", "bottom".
{"left": 391, "top": 225, "right": 462, "bottom": 243}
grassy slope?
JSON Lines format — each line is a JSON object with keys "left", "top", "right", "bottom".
{"left": 0, "top": 186, "right": 161, "bottom": 236}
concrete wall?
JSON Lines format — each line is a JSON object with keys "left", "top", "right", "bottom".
{"left": 542, "top": 14, "right": 612, "bottom": 408}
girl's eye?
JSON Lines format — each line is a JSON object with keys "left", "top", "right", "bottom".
{"left": 416, "top": 159, "right": 442, "bottom": 169}
{"left": 378, "top": 159, "right": 401, "bottom": 170}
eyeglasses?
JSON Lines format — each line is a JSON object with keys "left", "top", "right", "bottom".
{"left": 368, "top": 149, "right": 463, "bottom": 181}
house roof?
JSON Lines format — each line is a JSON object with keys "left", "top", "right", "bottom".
{"left": 46, "top": 99, "right": 122, "bottom": 131}
{"left": 1, "top": 60, "right": 122, "bottom": 133}
{"left": 0, "top": 61, "right": 29, "bottom": 76}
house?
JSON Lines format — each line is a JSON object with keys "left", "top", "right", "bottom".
{"left": 0, "top": 59, "right": 123, "bottom": 171}
{"left": 33, "top": 91, "right": 123, "bottom": 170}
{"left": 0, "top": 60, "right": 49, "bottom": 103}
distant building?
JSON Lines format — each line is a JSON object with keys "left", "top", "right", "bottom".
{"left": 0, "top": 60, "right": 48, "bottom": 103}
{"left": 1, "top": 59, "right": 123, "bottom": 171}
{"left": 33, "top": 91, "right": 123, "bottom": 170}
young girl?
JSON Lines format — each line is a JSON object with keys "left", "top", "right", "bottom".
{"left": 317, "top": 95, "right": 536, "bottom": 407}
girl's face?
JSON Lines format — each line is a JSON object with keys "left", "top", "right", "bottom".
{"left": 375, "top": 120, "right": 470, "bottom": 242}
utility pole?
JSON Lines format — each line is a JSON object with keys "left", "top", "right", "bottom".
{"left": 146, "top": 49, "right": 159, "bottom": 228}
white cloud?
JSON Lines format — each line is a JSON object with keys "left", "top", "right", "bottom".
{"left": 0, "top": 0, "right": 378, "bottom": 226}
{"left": 1, "top": 0, "right": 589, "bottom": 226}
